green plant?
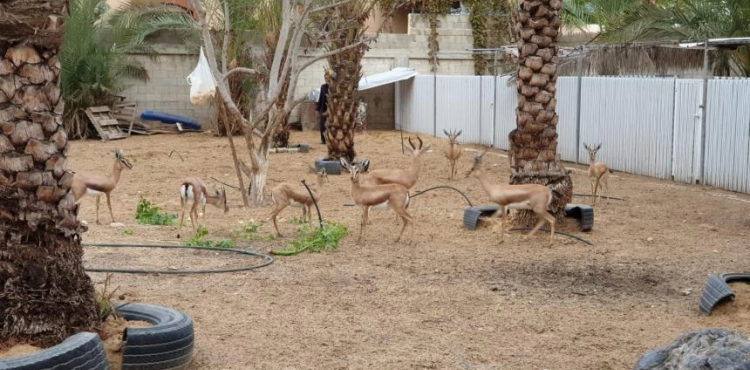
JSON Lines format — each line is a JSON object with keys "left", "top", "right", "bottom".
{"left": 234, "top": 220, "right": 276, "bottom": 241}
{"left": 94, "top": 274, "right": 120, "bottom": 322}
{"left": 183, "top": 225, "right": 235, "bottom": 248}
{"left": 122, "top": 228, "right": 134, "bottom": 236}
{"left": 271, "top": 222, "right": 348, "bottom": 256}
{"left": 135, "top": 197, "right": 177, "bottom": 226}
{"left": 290, "top": 216, "right": 308, "bottom": 225}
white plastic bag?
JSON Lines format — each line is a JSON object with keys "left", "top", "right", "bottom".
{"left": 186, "top": 47, "right": 216, "bottom": 106}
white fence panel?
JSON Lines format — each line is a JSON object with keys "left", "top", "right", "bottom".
{"left": 402, "top": 75, "right": 435, "bottom": 136}
{"left": 579, "top": 77, "right": 675, "bottom": 179}
{"left": 556, "top": 77, "right": 579, "bottom": 162}
{"left": 493, "top": 76, "right": 518, "bottom": 150}
{"left": 672, "top": 79, "right": 702, "bottom": 184}
{"left": 479, "top": 76, "right": 495, "bottom": 146}
{"left": 703, "top": 79, "right": 750, "bottom": 193}
{"left": 436, "top": 76, "right": 482, "bottom": 144}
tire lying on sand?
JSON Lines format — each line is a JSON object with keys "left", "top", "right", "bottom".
{"left": 0, "top": 332, "right": 109, "bottom": 370}
{"left": 114, "top": 302, "right": 194, "bottom": 370}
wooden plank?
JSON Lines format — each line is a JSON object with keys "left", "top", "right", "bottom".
{"left": 88, "top": 106, "right": 111, "bottom": 113}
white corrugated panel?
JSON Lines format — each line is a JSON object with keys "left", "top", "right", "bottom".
{"left": 405, "top": 75, "right": 435, "bottom": 136}
{"left": 556, "top": 77, "right": 579, "bottom": 162}
{"left": 479, "top": 76, "right": 496, "bottom": 146}
{"left": 579, "top": 76, "right": 675, "bottom": 179}
{"left": 703, "top": 79, "right": 750, "bottom": 193}
{"left": 672, "top": 79, "right": 702, "bottom": 184}
{"left": 435, "top": 76, "right": 482, "bottom": 144}
{"left": 493, "top": 76, "right": 518, "bottom": 150}
{"left": 396, "top": 78, "right": 412, "bottom": 131}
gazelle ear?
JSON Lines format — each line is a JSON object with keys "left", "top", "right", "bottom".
{"left": 596, "top": 143, "right": 602, "bottom": 151}
{"left": 456, "top": 130, "right": 462, "bottom": 137}
{"left": 361, "top": 158, "right": 370, "bottom": 172}
{"left": 339, "top": 158, "right": 350, "bottom": 169}
{"left": 583, "top": 143, "right": 590, "bottom": 150}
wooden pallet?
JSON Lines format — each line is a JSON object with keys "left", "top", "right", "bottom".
{"left": 111, "top": 101, "right": 138, "bottom": 136}
{"left": 85, "top": 106, "right": 128, "bottom": 141}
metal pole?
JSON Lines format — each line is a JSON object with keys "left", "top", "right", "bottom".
{"left": 492, "top": 49, "right": 498, "bottom": 147}
{"left": 574, "top": 47, "right": 584, "bottom": 164}
{"left": 699, "top": 40, "right": 710, "bottom": 184}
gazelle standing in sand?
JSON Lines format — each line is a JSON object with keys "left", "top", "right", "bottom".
{"left": 269, "top": 170, "right": 328, "bottom": 237}
{"left": 341, "top": 158, "right": 414, "bottom": 244}
{"left": 71, "top": 149, "right": 133, "bottom": 225}
{"left": 583, "top": 143, "right": 612, "bottom": 205}
{"left": 443, "top": 129, "right": 462, "bottom": 180}
{"left": 466, "top": 152, "right": 556, "bottom": 244}
{"left": 179, "top": 177, "right": 229, "bottom": 231}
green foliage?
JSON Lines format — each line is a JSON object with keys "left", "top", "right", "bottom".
{"left": 601, "top": 0, "right": 750, "bottom": 76}
{"left": 290, "top": 216, "right": 308, "bottom": 225}
{"left": 271, "top": 222, "right": 348, "bottom": 256}
{"left": 122, "top": 228, "right": 134, "bottom": 236}
{"left": 183, "top": 226, "right": 235, "bottom": 248}
{"left": 94, "top": 274, "right": 120, "bottom": 322}
{"left": 234, "top": 220, "right": 276, "bottom": 241}
{"left": 60, "top": 0, "right": 196, "bottom": 139}
{"left": 135, "top": 198, "right": 177, "bottom": 226}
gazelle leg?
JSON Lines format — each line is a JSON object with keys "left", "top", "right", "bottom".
{"left": 393, "top": 207, "right": 413, "bottom": 243}
{"left": 95, "top": 195, "right": 101, "bottom": 224}
{"left": 270, "top": 206, "right": 284, "bottom": 237}
{"left": 358, "top": 206, "right": 370, "bottom": 243}
{"left": 590, "top": 179, "right": 596, "bottom": 205}
{"left": 602, "top": 175, "right": 610, "bottom": 204}
{"left": 179, "top": 197, "right": 186, "bottom": 228}
{"left": 106, "top": 193, "right": 115, "bottom": 223}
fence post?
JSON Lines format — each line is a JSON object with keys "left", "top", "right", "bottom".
{"left": 574, "top": 48, "right": 584, "bottom": 164}
{"left": 698, "top": 40, "right": 710, "bottom": 184}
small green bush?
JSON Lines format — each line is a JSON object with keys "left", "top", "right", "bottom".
{"left": 135, "top": 198, "right": 177, "bottom": 226}
{"left": 271, "top": 222, "right": 348, "bottom": 256}
{"left": 183, "top": 225, "right": 235, "bottom": 249}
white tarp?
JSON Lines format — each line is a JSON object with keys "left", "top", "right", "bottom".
{"left": 358, "top": 67, "right": 417, "bottom": 91}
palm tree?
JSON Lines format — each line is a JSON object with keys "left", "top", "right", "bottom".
{"left": 509, "top": 0, "right": 573, "bottom": 223}
{"left": 0, "top": 0, "right": 98, "bottom": 345}
{"left": 601, "top": 0, "right": 750, "bottom": 76}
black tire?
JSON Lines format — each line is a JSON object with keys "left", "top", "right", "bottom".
{"left": 463, "top": 205, "right": 500, "bottom": 230}
{"left": 0, "top": 332, "right": 109, "bottom": 370}
{"left": 563, "top": 204, "right": 595, "bottom": 232}
{"left": 699, "top": 273, "right": 750, "bottom": 315}
{"left": 114, "top": 302, "right": 194, "bottom": 370}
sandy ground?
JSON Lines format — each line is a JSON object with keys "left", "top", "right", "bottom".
{"left": 70, "top": 129, "right": 750, "bottom": 370}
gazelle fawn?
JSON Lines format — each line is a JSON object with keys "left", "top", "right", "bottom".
{"left": 466, "top": 152, "right": 555, "bottom": 244}
{"left": 179, "top": 177, "right": 229, "bottom": 231}
{"left": 341, "top": 158, "right": 414, "bottom": 244}
{"left": 269, "top": 170, "right": 328, "bottom": 237}
{"left": 71, "top": 149, "right": 133, "bottom": 224}
{"left": 583, "top": 143, "right": 612, "bottom": 205}
{"left": 443, "top": 129, "right": 462, "bottom": 180}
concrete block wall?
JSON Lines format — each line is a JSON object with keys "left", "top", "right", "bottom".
{"left": 118, "top": 48, "right": 218, "bottom": 130}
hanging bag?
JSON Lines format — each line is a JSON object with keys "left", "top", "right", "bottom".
{"left": 186, "top": 47, "right": 217, "bottom": 105}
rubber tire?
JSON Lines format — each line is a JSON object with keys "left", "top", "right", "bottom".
{"left": 463, "top": 205, "right": 500, "bottom": 230}
{"left": 699, "top": 273, "right": 750, "bottom": 315}
{"left": 314, "top": 158, "right": 342, "bottom": 175}
{"left": 114, "top": 302, "right": 194, "bottom": 370}
{"left": 563, "top": 204, "right": 595, "bottom": 232}
{"left": 0, "top": 332, "right": 109, "bottom": 370}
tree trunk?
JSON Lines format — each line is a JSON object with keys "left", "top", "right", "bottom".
{"left": 510, "top": 0, "right": 572, "bottom": 225}
{"left": 248, "top": 154, "right": 268, "bottom": 205}
{"left": 0, "top": 38, "right": 97, "bottom": 346}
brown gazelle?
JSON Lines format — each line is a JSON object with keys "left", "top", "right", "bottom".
{"left": 179, "top": 177, "right": 229, "bottom": 231}
{"left": 269, "top": 170, "right": 328, "bottom": 237}
{"left": 341, "top": 158, "right": 414, "bottom": 244}
{"left": 583, "top": 143, "right": 612, "bottom": 205}
{"left": 71, "top": 149, "right": 133, "bottom": 224}
{"left": 466, "top": 152, "right": 556, "bottom": 244}
{"left": 443, "top": 129, "right": 462, "bottom": 180}
{"left": 361, "top": 136, "right": 431, "bottom": 222}
{"left": 508, "top": 128, "right": 520, "bottom": 167}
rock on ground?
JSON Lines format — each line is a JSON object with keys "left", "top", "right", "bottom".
{"left": 634, "top": 328, "right": 750, "bottom": 370}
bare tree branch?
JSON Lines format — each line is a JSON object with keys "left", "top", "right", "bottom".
{"left": 221, "top": 0, "right": 230, "bottom": 74}
{"left": 223, "top": 67, "right": 259, "bottom": 80}
{"left": 310, "top": 0, "right": 356, "bottom": 14}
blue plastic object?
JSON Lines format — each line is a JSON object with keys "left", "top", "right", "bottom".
{"left": 140, "top": 110, "right": 201, "bottom": 130}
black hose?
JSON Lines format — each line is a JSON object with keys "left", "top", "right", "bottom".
{"left": 301, "top": 179, "right": 323, "bottom": 229}
{"left": 168, "top": 150, "right": 184, "bottom": 162}
{"left": 409, "top": 185, "right": 474, "bottom": 207}
{"left": 572, "top": 193, "right": 626, "bottom": 201}
{"left": 507, "top": 228, "right": 595, "bottom": 246}
{"left": 82, "top": 243, "right": 274, "bottom": 274}
{"left": 211, "top": 177, "right": 242, "bottom": 190}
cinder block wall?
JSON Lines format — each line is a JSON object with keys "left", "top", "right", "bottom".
{"left": 118, "top": 46, "right": 218, "bottom": 130}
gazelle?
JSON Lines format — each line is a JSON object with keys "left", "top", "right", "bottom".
{"left": 179, "top": 177, "right": 229, "bottom": 231}
{"left": 466, "top": 152, "right": 556, "bottom": 244}
{"left": 508, "top": 128, "right": 520, "bottom": 167}
{"left": 360, "top": 136, "right": 431, "bottom": 222}
{"left": 71, "top": 149, "right": 133, "bottom": 224}
{"left": 341, "top": 158, "right": 414, "bottom": 244}
{"left": 583, "top": 143, "right": 612, "bottom": 205}
{"left": 269, "top": 170, "right": 328, "bottom": 237}
{"left": 443, "top": 129, "right": 462, "bottom": 180}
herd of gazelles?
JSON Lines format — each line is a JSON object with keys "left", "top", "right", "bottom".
{"left": 71, "top": 131, "right": 612, "bottom": 244}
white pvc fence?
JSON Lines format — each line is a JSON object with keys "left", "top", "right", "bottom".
{"left": 395, "top": 75, "right": 750, "bottom": 194}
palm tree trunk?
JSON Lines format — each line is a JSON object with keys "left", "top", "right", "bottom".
{"left": 325, "top": 46, "right": 363, "bottom": 162}
{"left": 510, "top": 0, "right": 572, "bottom": 225}
{"left": 0, "top": 1, "right": 98, "bottom": 344}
